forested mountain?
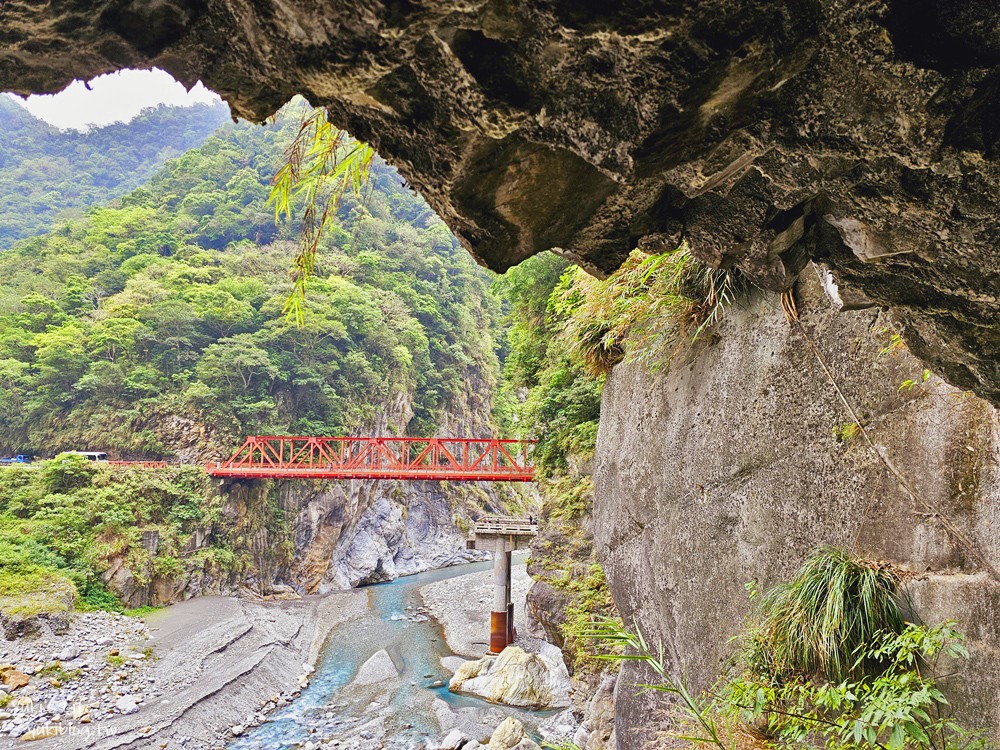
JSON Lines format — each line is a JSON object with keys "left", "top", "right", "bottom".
{"left": 0, "top": 96, "right": 229, "bottom": 248}
{"left": 0, "top": 100, "right": 501, "bottom": 457}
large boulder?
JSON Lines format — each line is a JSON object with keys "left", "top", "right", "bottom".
{"left": 351, "top": 649, "right": 400, "bottom": 686}
{"left": 449, "top": 644, "right": 570, "bottom": 709}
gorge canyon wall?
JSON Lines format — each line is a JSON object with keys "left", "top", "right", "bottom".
{"left": 594, "top": 268, "right": 1000, "bottom": 749}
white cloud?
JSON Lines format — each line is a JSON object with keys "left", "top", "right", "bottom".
{"left": 6, "top": 68, "right": 224, "bottom": 131}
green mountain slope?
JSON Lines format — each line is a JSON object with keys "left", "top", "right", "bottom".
{"left": 0, "top": 96, "right": 230, "bottom": 248}
{"left": 0, "top": 102, "right": 501, "bottom": 457}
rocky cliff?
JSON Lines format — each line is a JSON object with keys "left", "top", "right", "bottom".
{"left": 1, "top": 0, "right": 997, "bottom": 405}
{"left": 593, "top": 268, "right": 999, "bottom": 748}
{"left": 278, "top": 477, "right": 504, "bottom": 592}
{"left": 269, "top": 366, "right": 524, "bottom": 593}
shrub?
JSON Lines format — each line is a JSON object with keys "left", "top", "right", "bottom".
{"left": 586, "top": 548, "right": 994, "bottom": 750}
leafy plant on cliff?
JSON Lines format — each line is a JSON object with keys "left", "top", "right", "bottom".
{"left": 556, "top": 245, "right": 751, "bottom": 377}
{"left": 558, "top": 563, "right": 621, "bottom": 674}
{"left": 750, "top": 546, "right": 907, "bottom": 683}
{"left": 585, "top": 548, "right": 994, "bottom": 750}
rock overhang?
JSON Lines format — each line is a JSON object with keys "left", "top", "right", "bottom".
{"left": 0, "top": 0, "right": 997, "bottom": 402}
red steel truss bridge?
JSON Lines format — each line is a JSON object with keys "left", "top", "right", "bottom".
{"left": 206, "top": 436, "right": 535, "bottom": 482}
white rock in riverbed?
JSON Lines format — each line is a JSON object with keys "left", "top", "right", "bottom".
{"left": 487, "top": 717, "right": 541, "bottom": 750}
{"left": 438, "top": 728, "right": 468, "bottom": 749}
{"left": 46, "top": 695, "right": 68, "bottom": 715}
{"left": 351, "top": 649, "right": 399, "bottom": 686}
{"left": 449, "top": 644, "right": 570, "bottom": 709}
{"left": 115, "top": 695, "right": 139, "bottom": 715}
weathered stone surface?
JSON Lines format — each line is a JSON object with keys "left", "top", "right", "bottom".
{"left": 572, "top": 674, "right": 617, "bottom": 750}
{"left": 352, "top": 648, "right": 399, "bottom": 686}
{"left": 0, "top": 1, "right": 996, "bottom": 402}
{"left": 449, "top": 644, "right": 571, "bottom": 709}
{"left": 1, "top": 669, "right": 29, "bottom": 691}
{"left": 487, "top": 717, "right": 540, "bottom": 750}
{"left": 594, "top": 267, "right": 1000, "bottom": 748}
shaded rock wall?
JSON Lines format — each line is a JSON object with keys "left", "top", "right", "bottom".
{"left": 0, "top": 0, "right": 997, "bottom": 403}
{"left": 280, "top": 478, "right": 503, "bottom": 592}
{"left": 593, "top": 268, "right": 1000, "bottom": 749}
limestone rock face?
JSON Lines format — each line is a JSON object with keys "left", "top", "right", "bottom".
{"left": 594, "top": 267, "right": 1000, "bottom": 748}
{"left": 0, "top": 1, "right": 997, "bottom": 402}
{"left": 449, "top": 644, "right": 571, "bottom": 709}
{"left": 572, "top": 673, "right": 617, "bottom": 750}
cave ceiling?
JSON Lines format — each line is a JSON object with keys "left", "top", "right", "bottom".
{"left": 0, "top": 0, "right": 997, "bottom": 403}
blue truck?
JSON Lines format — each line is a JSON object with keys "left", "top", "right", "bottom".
{"left": 0, "top": 454, "right": 32, "bottom": 465}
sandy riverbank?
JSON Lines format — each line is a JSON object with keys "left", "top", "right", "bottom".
{"left": 419, "top": 553, "right": 532, "bottom": 659}
{"left": 23, "top": 592, "right": 367, "bottom": 750}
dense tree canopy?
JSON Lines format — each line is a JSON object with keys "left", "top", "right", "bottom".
{"left": 0, "top": 100, "right": 501, "bottom": 457}
{"left": 0, "top": 96, "right": 229, "bottom": 249}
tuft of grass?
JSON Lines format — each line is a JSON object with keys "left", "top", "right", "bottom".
{"left": 751, "top": 546, "right": 906, "bottom": 682}
{"left": 556, "top": 245, "right": 752, "bottom": 377}
{"left": 36, "top": 662, "right": 82, "bottom": 682}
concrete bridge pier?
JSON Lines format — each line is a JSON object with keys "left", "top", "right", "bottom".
{"left": 490, "top": 538, "right": 514, "bottom": 653}
{"left": 467, "top": 516, "right": 537, "bottom": 654}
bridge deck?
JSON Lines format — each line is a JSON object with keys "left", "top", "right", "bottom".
{"left": 207, "top": 436, "right": 535, "bottom": 482}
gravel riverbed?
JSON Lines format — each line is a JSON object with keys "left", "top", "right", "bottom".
{"left": 0, "top": 593, "right": 365, "bottom": 750}
{"left": 0, "top": 555, "right": 537, "bottom": 749}
{"left": 0, "top": 611, "right": 154, "bottom": 743}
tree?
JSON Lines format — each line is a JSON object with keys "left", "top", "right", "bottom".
{"left": 197, "top": 334, "right": 278, "bottom": 393}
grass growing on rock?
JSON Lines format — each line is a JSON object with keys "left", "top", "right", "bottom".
{"left": 585, "top": 548, "right": 990, "bottom": 750}
{"left": 752, "top": 546, "right": 907, "bottom": 682}
{"left": 0, "top": 568, "right": 76, "bottom": 617}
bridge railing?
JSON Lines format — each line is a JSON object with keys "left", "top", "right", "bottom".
{"left": 474, "top": 515, "right": 539, "bottom": 535}
{"left": 107, "top": 460, "right": 170, "bottom": 469}
{"left": 207, "top": 436, "right": 535, "bottom": 482}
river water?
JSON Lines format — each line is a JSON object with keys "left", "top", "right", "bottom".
{"left": 230, "top": 557, "right": 547, "bottom": 749}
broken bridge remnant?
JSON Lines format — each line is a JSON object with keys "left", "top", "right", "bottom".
{"left": 467, "top": 516, "right": 538, "bottom": 654}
